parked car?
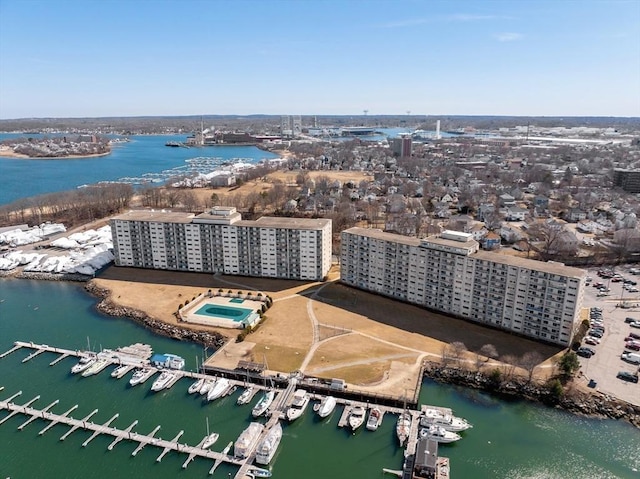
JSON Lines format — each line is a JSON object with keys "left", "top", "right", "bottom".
{"left": 630, "top": 321, "right": 640, "bottom": 329}
{"left": 625, "top": 317, "right": 637, "bottom": 323}
{"left": 584, "top": 336, "right": 600, "bottom": 346}
{"left": 626, "top": 286, "right": 639, "bottom": 293}
{"left": 589, "top": 330, "right": 604, "bottom": 338}
{"left": 576, "top": 348, "right": 593, "bottom": 358}
{"left": 627, "top": 332, "right": 640, "bottom": 340}
{"left": 612, "top": 277, "right": 622, "bottom": 282}
{"left": 625, "top": 343, "right": 640, "bottom": 351}
{"left": 621, "top": 352, "right": 640, "bottom": 364}
{"left": 616, "top": 371, "right": 639, "bottom": 383}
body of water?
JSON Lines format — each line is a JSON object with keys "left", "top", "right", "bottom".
{"left": 0, "top": 134, "right": 280, "bottom": 206}
{"left": 0, "top": 279, "right": 638, "bottom": 479}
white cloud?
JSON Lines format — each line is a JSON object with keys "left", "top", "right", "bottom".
{"left": 495, "top": 32, "right": 523, "bottom": 42}
{"left": 381, "top": 13, "right": 509, "bottom": 28}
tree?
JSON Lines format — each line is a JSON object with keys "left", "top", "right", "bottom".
{"left": 444, "top": 341, "right": 467, "bottom": 365}
{"left": 519, "top": 351, "right": 543, "bottom": 383}
{"left": 557, "top": 351, "right": 580, "bottom": 379}
{"left": 475, "top": 344, "right": 498, "bottom": 370}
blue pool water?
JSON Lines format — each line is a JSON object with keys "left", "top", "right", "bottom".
{"left": 194, "top": 303, "right": 252, "bottom": 322}
{"left": 229, "top": 298, "right": 245, "bottom": 304}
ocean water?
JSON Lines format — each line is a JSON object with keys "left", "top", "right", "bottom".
{"left": 0, "top": 134, "right": 279, "bottom": 206}
{"left": 0, "top": 279, "right": 639, "bottom": 479}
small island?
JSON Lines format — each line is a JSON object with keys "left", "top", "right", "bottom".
{"left": 0, "top": 134, "right": 111, "bottom": 159}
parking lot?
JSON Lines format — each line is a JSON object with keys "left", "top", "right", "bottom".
{"left": 577, "top": 265, "right": 640, "bottom": 405}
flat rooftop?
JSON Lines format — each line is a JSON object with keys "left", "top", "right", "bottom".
{"left": 112, "top": 210, "right": 195, "bottom": 224}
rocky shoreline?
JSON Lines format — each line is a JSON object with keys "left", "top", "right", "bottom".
{"left": 423, "top": 361, "right": 640, "bottom": 428}
{"left": 84, "top": 282, "right": 226, "bottom": 349}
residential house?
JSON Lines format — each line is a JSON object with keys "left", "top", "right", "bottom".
{"left": 481, "top": 231, "right": 501, "bottom": 250}
{"left": 505, "top": 206, "right": 528, "bottom": 221}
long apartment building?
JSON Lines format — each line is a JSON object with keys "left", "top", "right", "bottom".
{"left": 111, "top": 207, "right": 332, "bottom": 281}
{"left": 341, "top": 227, "right": 586, "bottom": 346}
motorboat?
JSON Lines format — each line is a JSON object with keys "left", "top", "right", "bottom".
{"left": 252, "top": 389, "right": 275, "bottom": 418}
{"left": 314, "top": 395, "right": 337, "bottom": 418}
{"left": 237, "top": 386, "right": 254, "bottom": 405}
{"left": 129, "top": 368, "right": 152, "bottom": 386}
{"left": 255, "top": 421, "right": 282, "bottom": 465}
{"left": 286, "top": 389, "right": 310, "bottom": 422}
{"left": 70, "top": 356, "right": 95, "bottom": 374}
{"left": 151, "top": 371, "right": 175, "bottom": 391}
{"left": 234, "top": 422, "right": 265, "bottom": 458}
{"left": 348, "top": 406, "right": 366, "bottom": 431}
{"left": 420, "top": 425, "right": 461, "bottom": 443}
{"left": 81, "top": 357, "right": 109, "bottom": 377}
{"left": 250, "top": 468, "right": 272, "bottom": 478}
{"left": 420, "top": 407, "right": 472, "bottom": 432}
{"left": 199, "top": 378, "right": 215, "bottom": 396}
{"left": 188, "top": 378, "right": 205, "bottom": 394}
{"left": 396, "top": 411, "right": 411, "bottom": 446}
{"left": 366, "top": 407, "right": 382, "bottom": 431}
{"left": 207, "top": 377, "right": 230, "bottom": 401}
{"left": 110, "top": 364, "right": 129, "bottom": 378}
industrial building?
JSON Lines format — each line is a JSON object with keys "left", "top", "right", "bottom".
{"left": 111, "top": 207, "right": 332, "bottom": 281}
{"left": 340, "top": 227, "right": 585, "bottom": 346}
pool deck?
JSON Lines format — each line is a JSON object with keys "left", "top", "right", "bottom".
{"left": 179, "top": 293, "right": 265, "bottom": 329}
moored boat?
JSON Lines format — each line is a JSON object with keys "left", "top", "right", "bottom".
{"left": 286, "top": 389, "right": 310, "bottom": 422}
{"left": 201, "top": 417, "right": 218, "bottom": 449}
{"left": 420, "top": 407, "right": 472, "bottom": 432}
{"left": 348, "top": 406, "right": 366, "bottom": 431}
{"left": 237, "top": 386, "right": 254, "bottom": 405}
{"left": 199, "top": 378, "right": 215, "bottom": 396}
{"left": 110, "top": 364, "right": 129, "bottom": 378}
{"left": 366, "top": 407, "right": 382, "bottom": 431}
{"left": 129, "top": 368, "right": 152, "bottom": 386}
{"left": 420, "top": 425, "right": 461, "bottom": 443}
{"left": 234, "top": 422, "right": 265, "bottom": 458}
{"left": 396, "top": 411, "right": 411, "bottom": 447}
{"left": 207, "top": 377, "right": 229, "bottom": 401}
{"left": 252, "top": 389, "right": 275, "bottom": 418}
{"left": 188, "top": 378, "right": 205, "bottom": 394}
{"left": 314, "top": 395, "right": 337, "bottom": 418}
{"left": 70, "top": 356, "right": 95, "bottom": 374}
{"left": 255, "top": 421, "right": 282, "bottom": 465}
{"left": 81, "top": 357, "right": 109, "bottom": 377}
{"left": 151, "top": 371, "right": 175, "bottom": 391}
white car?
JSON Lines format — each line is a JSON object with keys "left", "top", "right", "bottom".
{"left": 584, "top": 336, "right": 600, "bottom": 345}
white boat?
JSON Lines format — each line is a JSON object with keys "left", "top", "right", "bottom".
{"left": 234, "top": 422, "right": 265, "bottom": 458}
{"left": 252, "top": 389, "right": 275, "bottom": 418}
{"left": 201, "top": 417, "right": 219, "bottom": 449}
{"left": 251, "top": 467, "right": 273, "bottom": 477}
{"left": 314, "top": 395, "right": 337, "bottom": 418}
{"left": 110, "top": 364, "right": 129, "bottom": 378}
{"left": 81, "top": 358, "right": 109, "bottom": 377}
{"left": 366, "top": 407, "right": 382, "bottom": 431}
{"left": 207, "top": 377, "right": 229, "bottom": 401}
{"left": 348, "top": 406, "right": 366, "bottom": 431}
{"left": 396, "top": 411, "right": 411, "bottom": 447}
{"left": 129, "top": 368, "right": 152, "bottom": 386}
{"left": 188, "top": 378, "right": 205, "bottom": 394}
{"left": 286, "top": 389, "right": 310, "bottom": 421}
{"left": 199, "top": 378, "right": 215, "bottom": 396}
{"left": 420, "top": 408, "right": 472, "bottom": 432}
{"left": 420, "top": 425, "right": 461, "bottom": 443}
{"left": 151, "top": 371, "right": 175, "bottom": 391}
{"left": 70, "top": 356, "right": 95, "bottom": 374}
{"left": 237, "top": 386, "right": 254, "bottom": 405}
{"left": 255, "top": 421, "right": 282, "bottom": 465}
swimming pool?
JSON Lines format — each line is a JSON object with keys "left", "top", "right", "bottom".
{"left": 194, "top": 304, "right": 253, "bottom": 323}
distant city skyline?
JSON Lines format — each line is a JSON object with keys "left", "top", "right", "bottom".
{"left": 0, "top": 0, "right": 639, "bottom": 119}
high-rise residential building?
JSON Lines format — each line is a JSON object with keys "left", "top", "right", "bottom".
{"left": 280, "top": 115, "right": 292, "bottom": 137}
{"left": 613, "top": 169, "right": 640, "bottom": 193}
{"left": 340, "top": 227, "right": 585, "bottom": 346}
{"left": 391, "top": 136, "right": 413, "bottom": 158}
{"left": 292, "top": 115, "right": 302, "bottom": 136}
{"left": 111, "top": 207, "right": 332, "bottom": 281}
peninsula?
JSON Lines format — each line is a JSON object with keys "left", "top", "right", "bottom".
{"left": 0, "top": 134, "right": 111, "bottom": 159}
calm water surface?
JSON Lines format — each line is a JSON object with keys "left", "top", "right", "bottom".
{"left": 0, "top": 279, "right": 638, "bottom": 479}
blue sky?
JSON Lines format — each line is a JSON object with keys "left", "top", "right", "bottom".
{"left": 0, "top": 0, "right": 639, "bottom": 118}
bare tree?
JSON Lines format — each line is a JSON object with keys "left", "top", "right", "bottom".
{"left": 474, "top": 344, "right": 498, "bottom": 370}
{"left": 519, "top": 351, "right": 543, "bottom": 383}
{"left": 500, "top": 354, "right": 519, "bottom": 380}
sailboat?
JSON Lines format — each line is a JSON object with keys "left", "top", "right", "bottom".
{"left": 201, "top": 417, "right": 219, "bottom": 449}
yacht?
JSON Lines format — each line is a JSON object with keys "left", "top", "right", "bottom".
{"left": 151, "top": 371, "right": 175, "bottom": 391}
{"left": 348, "top": 406, "right": 366, "bottom": 432}
{"left": 255, "top": 421, "right": 282, "bottom": 465}
{"left": 199, "top": 378, "right": 215, "bottom": 396}
{"left": 396, "top": 411, "right": 411, "bottom": 447}
{"left": 314, "top": 395, "right": 337, "bottom": 419}
{"left": 234, "top": 422, "right": 265, "bottom": 458}
{"left": 237, "top": 386, "right": 254, "bottom": 405}
{"left": 420, "top": 425, "right": 461, "bottom": 443}
{"left": 70, "top": 356, "right": 95, "bottom": 374}
{"left": 252, "top": 389, "right": 275, "bottom": 418}
{"left": 110, "top": 364, "right": 129, "bottom": 378}
{"left": 207, "top": 377, "right": 230, "bottom": 401}
{"left": 286, "top": 389, "right": 310, "bottom": 422}
{"left": 188, "top": 378, "right": 205, "bottom": 394}
{"left": 81, "top": 358, "right": 109, "bottom": 377}
{"left": 420, "top": 408, "right": 472, "bottom": 432}
{"left": 366, "top": 407, "right": 382, "bottom": 431}
{"left": 129, "top": 368, "right": 152, "bottom": 386}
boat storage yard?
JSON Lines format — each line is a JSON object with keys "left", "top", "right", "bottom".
{"left": 0, "top": 341, "right": 459, "bottom": 478}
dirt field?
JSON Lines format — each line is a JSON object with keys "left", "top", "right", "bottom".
{"left": 92, "top": 265, "right": 565, "bottom": 399}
